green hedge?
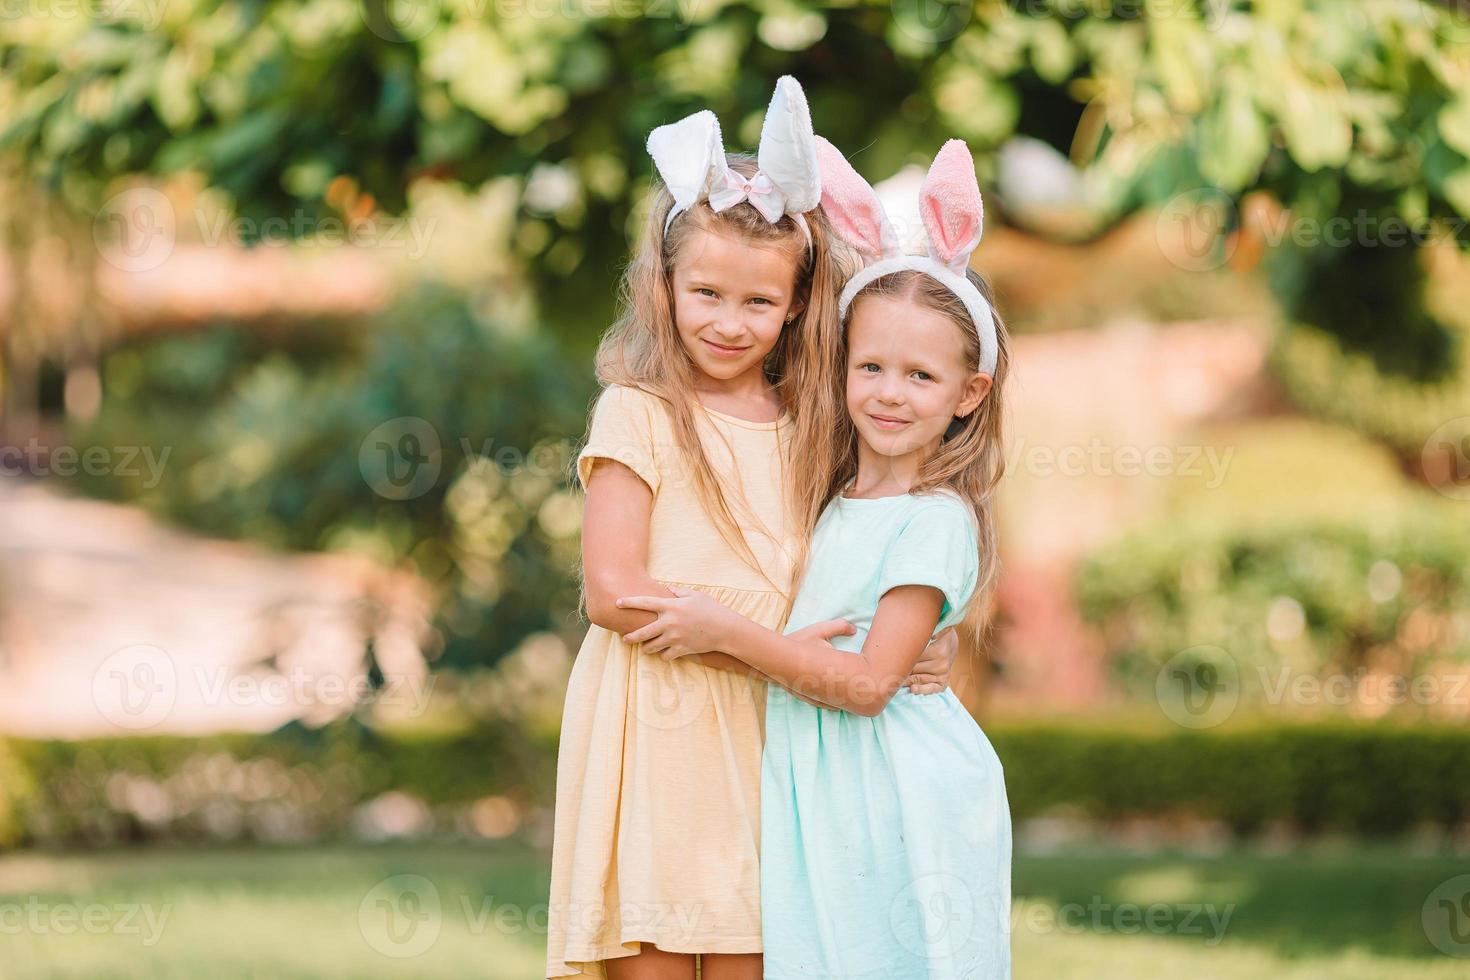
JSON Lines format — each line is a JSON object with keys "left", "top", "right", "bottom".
{"left": 0, "top": 717, "right": 559, "bottom": 849}
{"left": 992, "top": 720, "right": 1470, "bottom": 836}
{"left": 2, "top": 718, "right": 1466, "bottom": 849}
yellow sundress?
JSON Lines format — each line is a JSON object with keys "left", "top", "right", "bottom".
{"left": 546, "top": 384, "right": 796, "bottom": 978}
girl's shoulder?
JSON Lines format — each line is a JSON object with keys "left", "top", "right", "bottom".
{"left": 821, "top": 487, "right": 974, "bottom": 540}
{"left": 596, "top": 382, "right": 668, "bottom": 413}
{"left": 590, "top": 383, "right": 674, "bottom": 432}
{"left": 899, "top": 487, "right": 979, "bottom": 539}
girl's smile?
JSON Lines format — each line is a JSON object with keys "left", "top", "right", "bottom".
{"left": 701, "top": 337, "right": 753, "bottom": 358}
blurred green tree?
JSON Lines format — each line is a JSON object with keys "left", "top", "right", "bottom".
{"left": 4, "top": 1, "right": 1468, "bottom": 360}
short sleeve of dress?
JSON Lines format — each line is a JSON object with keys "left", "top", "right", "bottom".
{"left": 875, "top": 497, "right": 980, "bottom": 631}
{"left": 576, "top": 385, "right": 664, "bottom": 495}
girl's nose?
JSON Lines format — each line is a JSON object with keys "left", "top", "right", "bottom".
{"left": 710, "top": 312, "right": 744, "bottom": 341}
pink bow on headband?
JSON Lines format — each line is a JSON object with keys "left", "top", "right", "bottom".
{"left": 707, "top": 169, "right": 782, "bottom": 223}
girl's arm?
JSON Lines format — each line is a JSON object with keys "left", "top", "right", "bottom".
{"left": 581, "top": 456, "right": 670, "bottom": 635}
{"left": 582, "top": 456, "right": 781, "bottom": 681}
{"left": 586, "top": 456, "right": 956, "bottom": 698}
{"left": 618, "top": 586, "right": 945, "bottom": 716}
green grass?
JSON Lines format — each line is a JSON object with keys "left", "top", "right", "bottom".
{"left": 0, "top": 841, "right": 1465, "bottom": 978}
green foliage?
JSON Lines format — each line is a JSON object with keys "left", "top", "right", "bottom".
{"left": 0, "top": 739, "right": 34, "bottom": 848}
{"left": 67, "top": 283, "right": 595, "bottom": 669}
{"left": 4, "top": 717, "right": 1468, "bottom": 848}
{"left": 994, "top": 720, "right": 1470, "bottom": 835}
{"left": 1266, "top": 228, "right": 1460, "bottom": 381}
{"left": 1270, "top": 319, "right": 1470, "bottom": 457}
{"left": 5, "top": 2, "right": 1469, "bottom": 355}
{"left": 1076, "top": 506, "right": 1470, "bottom": 708}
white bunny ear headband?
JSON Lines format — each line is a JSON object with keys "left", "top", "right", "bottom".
{"left": 645, "top": 75, "right": 821, "bottom": 250}
{"left": 816, "top": 136, "right": 997, "bottom": 377}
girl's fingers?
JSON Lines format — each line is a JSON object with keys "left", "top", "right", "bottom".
{"left": 623, "top": 623, "right": 662, "bottom": 645}
{"left": 912, "top": 654, "right": 943, "bottom": 673}
{"left": 616, "top": 595, "right": 669, "bottom": 612}
{"left": 811, "top": 618, "right": 856, "bottom": 641}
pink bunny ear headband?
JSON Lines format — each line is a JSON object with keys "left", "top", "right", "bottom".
{"left": 816, "top": 136, "right": 997, "bottom": 377}
{"left": 646, "top": 76, "right": 821, "bottom": 251}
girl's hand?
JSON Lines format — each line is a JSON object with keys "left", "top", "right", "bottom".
{"left": 617, "top": 587, "right": 740, "bottom": 660}
{"left": 907, "top": 627, "right": 959, "bottom": 695}
{"left": 788, "top": 619, "right": 857, "bottom": 647}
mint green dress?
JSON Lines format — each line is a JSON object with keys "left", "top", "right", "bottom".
{"left": 760, "top": 490, "right": 1012, "bottom": 979}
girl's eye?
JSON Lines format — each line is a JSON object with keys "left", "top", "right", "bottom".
{"left": 697, "top": 288, "right": 716, "bottom": 297}
{"left": 749, "top": 297, "right": 771, "bottom": 306}
{"left": 913, "top": 371, "right": 933, "bottom": 382}
{"left": 859, "top": 363, "right": 880, "bottom": 373}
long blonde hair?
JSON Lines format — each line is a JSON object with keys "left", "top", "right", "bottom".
{"left": 789, "top": 267, "right": 1010, "bottom": 632}
{"left": 592, "top": 152, "right": 850, "bottom": 611}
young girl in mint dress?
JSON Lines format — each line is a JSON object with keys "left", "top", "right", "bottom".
{"left": 619, "top": 136, "right": 1013, "bottom": 979}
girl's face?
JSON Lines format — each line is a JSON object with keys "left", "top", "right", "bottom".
{"left": 845, "top": 292, "right": 991, "bottom": 460}
{"left": 670, "top": 225, "right": 803, "bottom": 386}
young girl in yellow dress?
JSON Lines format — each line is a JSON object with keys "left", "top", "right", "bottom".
{"left": 545, "top": 78, "right": 955, "bottom": 980}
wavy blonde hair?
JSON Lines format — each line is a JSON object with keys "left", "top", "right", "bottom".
{"left": 788, "top": 267, "right": 1011, "bottom": 634}
{"left": 592, "top": 152, "right": 850, "bottom": 612}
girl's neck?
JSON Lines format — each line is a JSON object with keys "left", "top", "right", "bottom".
{"left": 846, "top": 437, "right": 941, "bottom": 499}
{"left": 694, "top": 368, "right": 781, "bottom": 423}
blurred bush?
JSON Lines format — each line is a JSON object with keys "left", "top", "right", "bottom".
{"left": 66, "top": 282, "right": 596, "bottom": 669}
{"left": 4, "top": 717, "right": 1467, "bottom": 849}
{"left": 1270, "top": 319, "right": 1470, "bottom": 460}
{"left": 995, "top": 719, "right": 1470, "bottom": 836}
{"left": 1077, "top": 505, "right": 1470, "bottom": 713}
{"left": 0, "top": 738, "right": 35, "bottom": 848}
{"left": 1266, "top": 237, "right": 1470, "bottom": 463}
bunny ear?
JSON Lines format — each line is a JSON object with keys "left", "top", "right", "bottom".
{"left": 815, "top": 135, "right": 896, "bottom": 258}
{"left": 647, "top": 109, "right": 726, "bottom": 233}
{"left": 919, "top": 139, "right": 984, "bottom": 273}
{"left": 757, "top": 76, "right": 820, "bottom": 213}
